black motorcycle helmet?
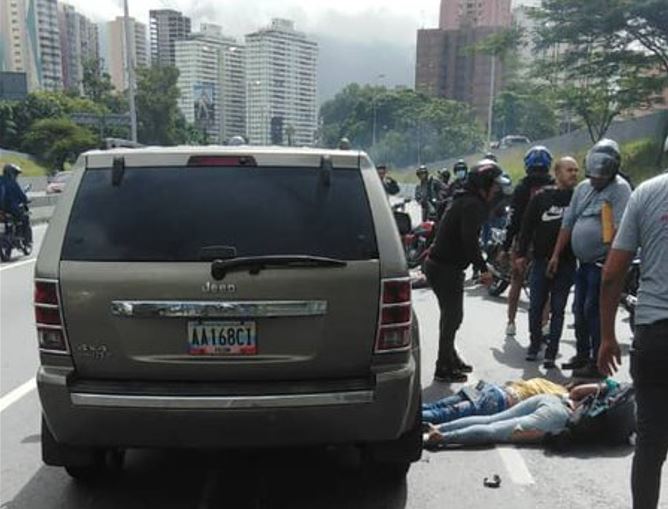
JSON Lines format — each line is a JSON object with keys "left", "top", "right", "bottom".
{"left": 3, "top": 163, "right": 22, "bottom": 178}
{"left": 585, "top": 138, "right": 621, "bottom": 180}
{"left": 453, "top": 159, "right": 468, "bottom": 179}
{"left": 467, "top": 159, "right": 510, "bottom": 193}
{"left": 438, "top": 168, "right": 451, "bottom": 184}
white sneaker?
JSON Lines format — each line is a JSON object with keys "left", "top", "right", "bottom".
{"left": 506, "top": 322, "right": 516, "bottom": 336}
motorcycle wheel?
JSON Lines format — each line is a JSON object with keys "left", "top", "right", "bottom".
{"left": 487, "top": 278, "right": 509, "bottom": 297}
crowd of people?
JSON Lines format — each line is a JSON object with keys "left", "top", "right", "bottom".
{"left": 378, "top": 135, "right": 667, "bottom": 509}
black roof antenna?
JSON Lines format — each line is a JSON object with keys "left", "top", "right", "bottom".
{"left": 111, "top": 156, "right": 126, "bottom": 186}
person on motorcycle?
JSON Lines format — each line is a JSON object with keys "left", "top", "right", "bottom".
{"left": 424, "top": 159, "right": 510, "bottom": 382}
{"left": 0, "top": 163, "right": 31, "bottom": 246}
{"left": 516, "top": 157, "right": 579, "bottom": 367}
{"left": 377, "top": 163, "right": 400, "bottom": 196}
{"left": 415, "top": 165, "right": 444, "bottom": 221}
{"left": 549, "top": 138, "right": 631, "bottom": 378}
{"left": 502, "top": 146, "right": 554, "bottom": 337}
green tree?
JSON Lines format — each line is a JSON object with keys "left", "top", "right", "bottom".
{"left": 22, "top": 118, "right": 98, "bottom": 172}
{"left": 530, "top": 0, "right": 667, "bottom": 142}
{"left": 493, "top": 83, "right": 558, "bottom": 141}
{"left": 0, "top": 102, "right": 18, "bottom": 148}
{"left": 135, "top": 65, "right": 185, "bottom": 145}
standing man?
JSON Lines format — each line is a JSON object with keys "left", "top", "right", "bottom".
{"left": 424, "top": 159, "right": 510, "bottom": 382}
{"left": 516, "top": 157, "right": 579, "bottom": 367}
{"left": 415, "top": 165, "right": 443, "bottom": 221}
{"left": 549, "top": 139, "right": 631, "bottom": 378}
{"left": 598, "top": 138, "right": 668, "bottom": 509}
{"left": 502, "top": 146, "right": 554, "bottom": 337}
{"left": 377, "top": 164, "right": 400, "bottom": 196}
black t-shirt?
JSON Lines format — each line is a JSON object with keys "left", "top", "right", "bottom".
{"left": 517, "top": 186, "right": 575, "bottom": 262}
{"left": 429, "top": 191, "right": 488, "bottom": 272}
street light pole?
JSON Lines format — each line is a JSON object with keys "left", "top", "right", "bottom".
{"left": 123, "top": 0, "right": 138, "bottom": 142}
{"left": 486, "top": 55, "right": 496, "bottom": 151}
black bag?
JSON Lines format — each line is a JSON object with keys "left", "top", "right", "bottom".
{"left": 546, "top": 384, "right": 636, "bottom": 450}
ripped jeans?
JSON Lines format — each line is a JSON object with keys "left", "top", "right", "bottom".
{"left": 433, "top": 394, "right": 571, "bottom": 446}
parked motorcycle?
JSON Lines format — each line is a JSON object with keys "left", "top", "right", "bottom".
{"left": 403, "top": 218, "right": 437, "bottom": 270}
{"left": 0, "top": 196, "right": 33, "bottom": 262}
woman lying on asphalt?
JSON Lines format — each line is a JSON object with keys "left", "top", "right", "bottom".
{"left": 423, "top": 380, "right": 621, "bottom": 448}
{"left": 422, "top": 378, "right": 620, "bottom": 425}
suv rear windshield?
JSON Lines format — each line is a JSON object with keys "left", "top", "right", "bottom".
{"left": 62, "top": 166, "right": 378, "bottom": 262}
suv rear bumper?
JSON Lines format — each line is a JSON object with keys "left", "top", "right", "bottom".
{"left": 38, "top": 357, "right": 419, "bottom": 449}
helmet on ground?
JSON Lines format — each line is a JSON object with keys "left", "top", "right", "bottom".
{"left": 524, "top": 146, "right": 553, "bottom": 174}
{"left": 3, "top": 163, "right": 22, "bottom": 177}
{"left": 585, "top": 138, "right": 621, "bottom": 180}
{"left": 468, "top": 159, "right": 511, "bottom": 192}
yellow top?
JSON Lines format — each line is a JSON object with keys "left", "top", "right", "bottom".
{"left": 506, "top": 378, "right": 568, "bottom": 401}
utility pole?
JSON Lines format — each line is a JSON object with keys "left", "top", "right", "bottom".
{"left": 486, "top": 55, "right": 496, "bottom": 151}
{"left": 123, "top": 0, "right": 138, "bottom": 142}
{"left": 372, "top": 74, "right": 386, "bottom": 148}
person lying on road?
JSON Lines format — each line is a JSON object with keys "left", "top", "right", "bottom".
{"left": 423, "top": 378, "right": 620, "bottom": 426}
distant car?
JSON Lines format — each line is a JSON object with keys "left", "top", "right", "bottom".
{"left": 499, "top": 135, "right": 531, "bottom": 149}
{"left": 46, "top": 172, "right": 71, "bottom": 194}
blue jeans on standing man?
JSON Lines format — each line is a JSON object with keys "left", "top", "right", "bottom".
{"left": 573, "top": 262, "right": 602, "bottom": 363}
{"left": 528, "top": 258, "right": 576, "bottom": 359}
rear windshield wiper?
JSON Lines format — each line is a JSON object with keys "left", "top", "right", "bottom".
{"left": 210, "top": 255, "right": 348, "bottom": 280}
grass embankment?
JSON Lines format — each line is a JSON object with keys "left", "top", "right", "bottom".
{"left": 0, "top": 154, "right": 48, "bottom": 176}
{"left": 391, "top": 137, "right": 666, "bottom": 185}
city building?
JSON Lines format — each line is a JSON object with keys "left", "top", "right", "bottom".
{"left": 0, "top": 0, "right": 63, "bottom": 91}
{"left": 175, "top": 23, "right": 246, "bottom": 143}
{"left": 58, "top": 3, "right": 99, "bottom": 92}
{"left": 99, "top": 16, "right": 148, "bottom": 91}
{"left": 439, "top": 0, "right": 512, "bottom": 30}
{"left": 245, "top": 19, "right": 318, "bottom": 146}
{"left": 416, "top": 0, "right": 511, "bottom": 124}
{"left": 149, "top": 9, "right": 191, "bottom": 67}
{"left": 0, "top": 71, "right": 28, "bottom": 101}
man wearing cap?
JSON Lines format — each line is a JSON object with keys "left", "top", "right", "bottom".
{"left": 549, "top": 139, "right": 631, "bottom": 378}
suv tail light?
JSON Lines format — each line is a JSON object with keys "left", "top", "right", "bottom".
{"left": 34, "top": 280, "right": 69, "bottom": 354}
{"left": 376, "top": 278, "right": 412, "bottom": 353}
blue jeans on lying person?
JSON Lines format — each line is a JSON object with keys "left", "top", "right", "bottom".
{"left": 422, "top": 382, "right": 509, "bottom": 424}
{"left": 432, "top": 394, "right": 571, "bottom": 446}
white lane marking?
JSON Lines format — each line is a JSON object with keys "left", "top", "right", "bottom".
{"left": 0, "top": 258, "right": 36, "bottom": 272}
{"left": 497, "top": 446, "right": 535, "bottom": 485}
{"left": 0, "top": 378, "right": 37, "bottom": 413}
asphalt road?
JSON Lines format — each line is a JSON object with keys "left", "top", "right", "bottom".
{"left": 1, "top": 223, "right": 666, "bottom": 509}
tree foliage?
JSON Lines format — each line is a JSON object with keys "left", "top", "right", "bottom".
{"left": 492, "top": 83, "right": 558, "bottom": 141}
{"left": 529, "top": 0, "right": 667, "bottom": 142}
{"left": 319, "top": 84, "right": 483, "bottom": 167}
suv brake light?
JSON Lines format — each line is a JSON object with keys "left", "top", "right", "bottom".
{"left": 376, "top": 278, "right": 412, "bottom": 353}
{"left": 187, "top": 155, "right": 257, "bottom": 167}
{"left": 34, "top": 280, "right": 69, "bottom": 354}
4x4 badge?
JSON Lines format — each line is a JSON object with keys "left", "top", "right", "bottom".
{"left": 202, "top": 281, "right": 237, "bottom": 294}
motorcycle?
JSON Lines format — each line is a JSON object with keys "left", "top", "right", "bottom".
{"left": 0, "top": 195, "right": 33, "bottom": 262}
{"left": 403, "top": 217, "right": 437, "bottom": 270}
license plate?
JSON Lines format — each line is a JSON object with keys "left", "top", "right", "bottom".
{"left": 187, "top": 321, "right": 257, "bottom": 356}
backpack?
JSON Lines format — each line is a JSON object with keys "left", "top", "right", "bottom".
{"left": 546, "top": 384, "right": 636, "bottom": 450}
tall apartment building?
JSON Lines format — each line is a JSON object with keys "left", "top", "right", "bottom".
{"left": 416, "top": 0, "right": 511, "bottom": 123}
{"left": 0, "top": 0, "right": 63, "bottom": 91}
{"left": 149, "top": 9, "right": 191, "bottom": 67}
{"left": 245, "top": 19, "right": 318, "bottom": 146}
{"left": 439, "top": 0, "right": 512, "bottom": 30}
{"left": 99, "top": 16, "right": 148, "bottom": 91}
{"left": 175, "top": 24, "right": 246, "bottom": 143}
{"left": 58, "top": 3, "right": 99, "bottom": 92}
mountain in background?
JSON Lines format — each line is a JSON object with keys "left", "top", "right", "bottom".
{"left": 314, "top": 35, "right": 415, "bottom": 106}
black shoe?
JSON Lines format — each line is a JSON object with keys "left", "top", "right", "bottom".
{"left": 525, "top": 350, "right": 538, "bottom": 362}
{"left": 453, "top": 354, "right": 473, "bottom": 373}
{"left": 434, "top": 368, "right": 468, "bottom": 383}
{"left": 561, "top": 356, "right": 589, "bottom": 370}
{"left": 543, "top": 359, "right": 556, "bottom": 369}
{"left": 573, "top": 364, "right": 605, "bottom": 379}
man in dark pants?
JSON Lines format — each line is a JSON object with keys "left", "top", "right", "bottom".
{"left": 598, "top": 152, "right": 668, "bottom": 508}
{"left": 425, "top": 159, "right": 510, "bottom": 382}
{"left": 516, "top": 157, "right": 579, "bottom": 367}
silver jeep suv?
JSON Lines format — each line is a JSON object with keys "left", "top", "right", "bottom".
{"left": 35, "top": 146, "right": 421, "bottom": 479}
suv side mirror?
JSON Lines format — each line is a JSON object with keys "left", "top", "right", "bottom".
{"left": 394, "top": 211, "right": 411, "bottom": 236}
